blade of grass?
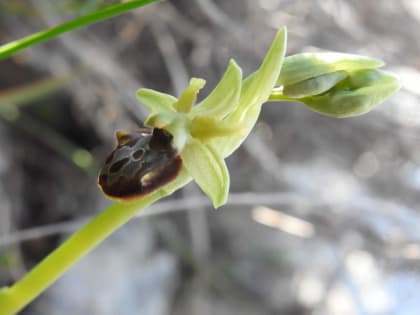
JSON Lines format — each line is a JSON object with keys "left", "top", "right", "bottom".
{"left": 0, "top": 71, "right": 81, "bottom": 107}
{"left": 0, "top": 69, "right": 95, "bottom": 174}
{"left": 0, "top": 0, "right": 161, "bottom": 60}
{"left": 1, "top": 113, "right": 97, "bottom": 176}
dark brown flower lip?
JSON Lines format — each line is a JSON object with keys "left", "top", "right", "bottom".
{"left": 97, "top": 127, "right": 182, "bottom": 202}
{"left": 97, "top": 156, "right": 182, "bottom": 203}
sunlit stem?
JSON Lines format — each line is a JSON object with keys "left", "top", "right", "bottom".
{"left": 268, "top": 93, "right": 296, "bottom": 102}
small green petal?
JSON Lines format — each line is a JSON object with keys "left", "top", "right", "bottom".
{"left": 191, "top": 59, "right": 242, "bottom": 119}
{"left": 282, "top": 70, "right": 347, "bottom": 98}
{"left": 136, "top": 88, "right": 176, "bottom": 114}
{"left": 278, "top": 53, "right": 384, "bottom": 87}
{"left": 181, "top": 138, "right": 229, "bottom": 208}
{"left": 174, "top": 78, "right": 206, "bottom": 113}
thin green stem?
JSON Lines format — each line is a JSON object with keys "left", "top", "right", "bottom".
{"left": 0, "top": 71, "right": 78, "bottom": 107}
{"left": 268, "top": 92, "right": 296, "bottom": 102}
{"left": 0, "top": 0, "right": 161, "bottom": 60}
{"left": 0, "top": 170, "right": 191, "bottom": 315}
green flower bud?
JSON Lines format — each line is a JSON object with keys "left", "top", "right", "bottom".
{"left": 299, "top": 69, "right": 400, "bottom": 118}
{"left": 270, "top": 51, "right": 400, "bottom": 118}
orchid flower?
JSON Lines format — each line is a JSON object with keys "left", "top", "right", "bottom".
{"left": 131, "top": 26, "right": 400, "bottom": 207}
{"left": 136, "top": 28, "right": 287, "bottom": 207}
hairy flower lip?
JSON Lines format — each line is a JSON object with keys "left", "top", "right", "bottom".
{"left": 98, "top": 128, "right": 182, "bottom": 202}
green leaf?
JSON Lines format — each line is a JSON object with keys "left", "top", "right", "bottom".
{"left": 214, "top": 27, "right": 287, "bottom": 158}
{"left": 278, "top": 52, "right": 384, "bottom": 87}
{"left": 191, "top": 59, "right": 242, "bottom": 119}
{"left": 0, "top": 0, "right": 161, "bottom": 60}
{"left": 136, "top": 88, "right": 176, "bottom": 114}
{"left": 181, "top": 138, "right": 229, "bottom": 208}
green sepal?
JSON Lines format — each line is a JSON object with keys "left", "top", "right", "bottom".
{"left": 181, "top": 138, "right": 229, "bottom": 208}
{"left": 345, "top": 68, "right": 394, "bottom": 89}
{"left": 136, "top": 88, "right": 176, "bottom": 114}
{"left": 282, "top": 70, "right": 347, "bottom": 98}
{"left": 213, "top": 27, "right": 287, "bottom": 158}
{"left": 278, "top": 52, "right": 384, "bottom": 87}
{"left": 191, "top": 59, "right": 242, "bottom": 119}
{"left": 237, "top": 27, "right": 288, "bottom": 117}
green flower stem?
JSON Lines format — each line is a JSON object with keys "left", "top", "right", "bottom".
{"left": 0, "top": 169, "right": 191, "bottom": 315}
{"left": 268, "top": 93, "right": 295, "bottom": 102}
{"left": 0, "top": 0, "right": 160, "bottom": 60}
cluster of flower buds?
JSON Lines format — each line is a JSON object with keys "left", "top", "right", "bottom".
{"left": 271, "top": 52, "right": 400, "bottom": 117}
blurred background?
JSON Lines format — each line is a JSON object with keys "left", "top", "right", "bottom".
{"left": 0, "top": 0, "right": 419, "bottom": 314}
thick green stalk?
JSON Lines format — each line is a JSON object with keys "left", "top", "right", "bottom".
{"left": 0, "top": 170, "right": 191, "bottom": 315}
{"left": 0, "top": 0, "right": 160, "bottom": 60}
